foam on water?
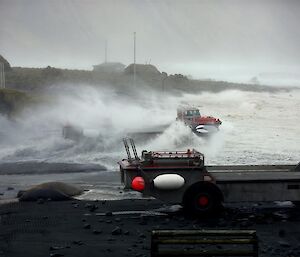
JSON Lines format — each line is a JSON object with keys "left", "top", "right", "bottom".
{"left": 0, "top": 86, "right": 299, "bottom": 169}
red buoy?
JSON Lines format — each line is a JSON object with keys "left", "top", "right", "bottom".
{"left": 131, "top": 176, "right": 145, "bottom": 191}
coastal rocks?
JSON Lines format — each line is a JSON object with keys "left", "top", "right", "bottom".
{"left": 111, "top": 226, "right": 122, "bottom": 235}
{"left": 83, "top": 224, "right": 91, "bottom": 229}
{"left": 278, "top": 240, "right": 291, "bottom": 248}
{"left": 19, "top": 188, "right": 71, "bottom": 201}
{"left": 18, "top": 182, "right": 83, "bottom": 201}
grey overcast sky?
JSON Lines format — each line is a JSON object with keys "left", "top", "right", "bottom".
{"left": 1, "top": 0, "right": 300, "bottom": 80}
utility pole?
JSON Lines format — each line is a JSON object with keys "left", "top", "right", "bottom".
{"left": 0, "top": 62, "right": 5, "bottom": 89}
{"left": 105, "top": 39, "right": 108, "bottom": 63}
{"left": 133, "top": 32, "right": 136, "bottom": 87}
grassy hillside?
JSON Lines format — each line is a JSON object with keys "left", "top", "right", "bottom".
{"left": 0, "top": 88, "right": 35, "bottom": 116}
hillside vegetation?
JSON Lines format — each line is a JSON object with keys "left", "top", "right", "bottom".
{"left": 0, "top": 55, "right": 286, "bottom": 117}
{"left": 0, "top": 54, "right": 279, "bottom": 94}
{"left": 0, "top": 88, "right": 35, "bottom": 116}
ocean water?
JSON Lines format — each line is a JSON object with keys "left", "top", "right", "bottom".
{"left": 0, "top": 88, "right": 299, "bottom": 168}
{"left": 0, "top": 87, "right": 299, "bottom": 200}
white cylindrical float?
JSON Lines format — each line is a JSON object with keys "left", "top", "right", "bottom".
{"left": 153, "top": 174, "right": 185, "bottom": 190}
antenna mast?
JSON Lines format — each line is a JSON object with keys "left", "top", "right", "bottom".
{"left": 133, "top": 32, "right": 136, "bottom": 87}
{"left": 0, "top": 63, "right": 5, "bottom": 89}
{"left": 105, "top": 39, "right": 108, "bottom": 63}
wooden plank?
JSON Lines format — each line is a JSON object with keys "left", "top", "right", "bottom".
{"left": 154, "top": 250, "right": 255, "bottom": 256}
{"left": 152, "top": 230, "right": 257, "bottom": 236}
{"left": 153, "top": 238, "right": 255, "bottom": 244}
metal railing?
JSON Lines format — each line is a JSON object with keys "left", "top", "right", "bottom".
{"left": 123, "top": 138, "right": 139, "bottom": 162}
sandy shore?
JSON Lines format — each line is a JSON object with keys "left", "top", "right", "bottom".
{"left": 1, "top": 199, "right": 300, "bottom": 257}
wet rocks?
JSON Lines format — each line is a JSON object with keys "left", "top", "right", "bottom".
{"left": 84, "top": 203, "right": 98, "bottom": 212}
{"left": 278, "top": 240, "right": 291, "bottom": 247}
{"left": 111, "top": 226, "right": 122, "bottom": 235}
{"left": 50, "top": 253, "right": 64, "bottom": 257}
{"left": 37, "top": 198, "right": 45, "bottom": 204}
{"left": 279, "top": 229, "right": 286, "bottom": 237}
{"left": 72, "top": 240, "right": 83, "bottom": 246}
{"left": 83, "top": 223, "right": 91, "bottom": 229}
{"left": 49, "top": 246, "right": 65, "bottom": 251}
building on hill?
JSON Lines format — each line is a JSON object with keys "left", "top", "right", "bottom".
{"left": 93, "top": 62, "right": 125, "bottom": 73}
{"left": 124, "top": 64, "right": 161, "bottom": 76}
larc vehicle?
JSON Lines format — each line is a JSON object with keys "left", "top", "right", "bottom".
{"left": 177, "top": 107, "right": 222, "bottom": 135}
{"left": 119, "top": 138, "right": 300, "bottom": 215}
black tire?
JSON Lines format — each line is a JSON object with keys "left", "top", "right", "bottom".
{"left": 293, "top": 201, "right": 300, "bottom": 208}
{"left": 183, "top": 184, "right": 222, "bottom": 216}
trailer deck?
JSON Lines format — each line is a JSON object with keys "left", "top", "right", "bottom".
{"left": 119, "top": 138, "right": 300, "bottom": 214}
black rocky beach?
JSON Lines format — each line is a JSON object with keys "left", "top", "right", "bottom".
{"left": 1, "top": 189, "right": 300, "bottom": 257}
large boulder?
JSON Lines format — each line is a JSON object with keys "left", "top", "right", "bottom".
{"left": 18, "top": 181, "right": 83, "bottom": 201}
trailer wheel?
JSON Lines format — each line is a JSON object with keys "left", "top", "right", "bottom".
{"left": 183, "top": 183, "right": 222, "bottom": 216}
{"left": 293, "top": 201, "right": 300, "bottom": 208}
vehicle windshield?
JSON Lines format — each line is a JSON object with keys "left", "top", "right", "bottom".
{"left": 186, "top": 110, "right": 200, "bottom": 116}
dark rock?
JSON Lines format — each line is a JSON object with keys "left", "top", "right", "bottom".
{"left": 36, "top": 198, "right": 45, "bottom": 204}
{"left": 115, "top": 218, "right": 121, "bottom": 222}
{"left": 84, "top": 203, "right": 92, "bottom": 208}
{"left": 102, "top": 200, "right": 106, "bottom": 205}
{"left": 218, "top": 219, "right": 227, "bottom": 227}
{"left": 89, "top": 204, "right": 98, "bottom": 212}
{"left": 83, "top": 224, "right": 91, "bottom": 229}
{"left": 20, "top": 188, "right": 70, "bottom": 202}
{"left": 19, "top": 182, "right": 82, "bottom": 201}
{"left": 162, "top": 218, "right": 170, "bottom": 224}
{"left": 106, "top": 220, "right": 112, "bottom": 224}
{"left": 93, "top": 230, "right": 102, "bottom": 235}
{"left": 105, "top": 211, "right": 113, "bottom": 216}
{"left": 72, "top": 240, "right": 83, "bottom": 245}
{"left": 50, "top": 253, "right": 64, "bottom": 257}
{"left": 278, "top": 240, "right": 291, "bottom": 247}
{"left": 279, "top": 229, "right": 286, "bottom": 237}
{"left": 124, "top": 230, "right": 130, "bottom": 235}
{"left": 112, "top": 226, "right": 122, "bottom": 235}
{"left": 287, "top": 249, "right": 296, "bottom": 256}
{"left": 139, "top": 216, "right": 147, "bottom": 225}
{"left": 273, "top": 211, "right": 289, "bottom": 221}
{"left": 139, "top": 233, "right": 146, "bottom": 238}
{"left": 239, "top": 220, "right": 252, "bottom": 228}
{"left": 49, "top": 246, "right": 65, "bottom": 251}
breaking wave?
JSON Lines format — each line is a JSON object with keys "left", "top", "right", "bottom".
{"left": 0, "top": 85, "right": 299, "bottom": 171}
